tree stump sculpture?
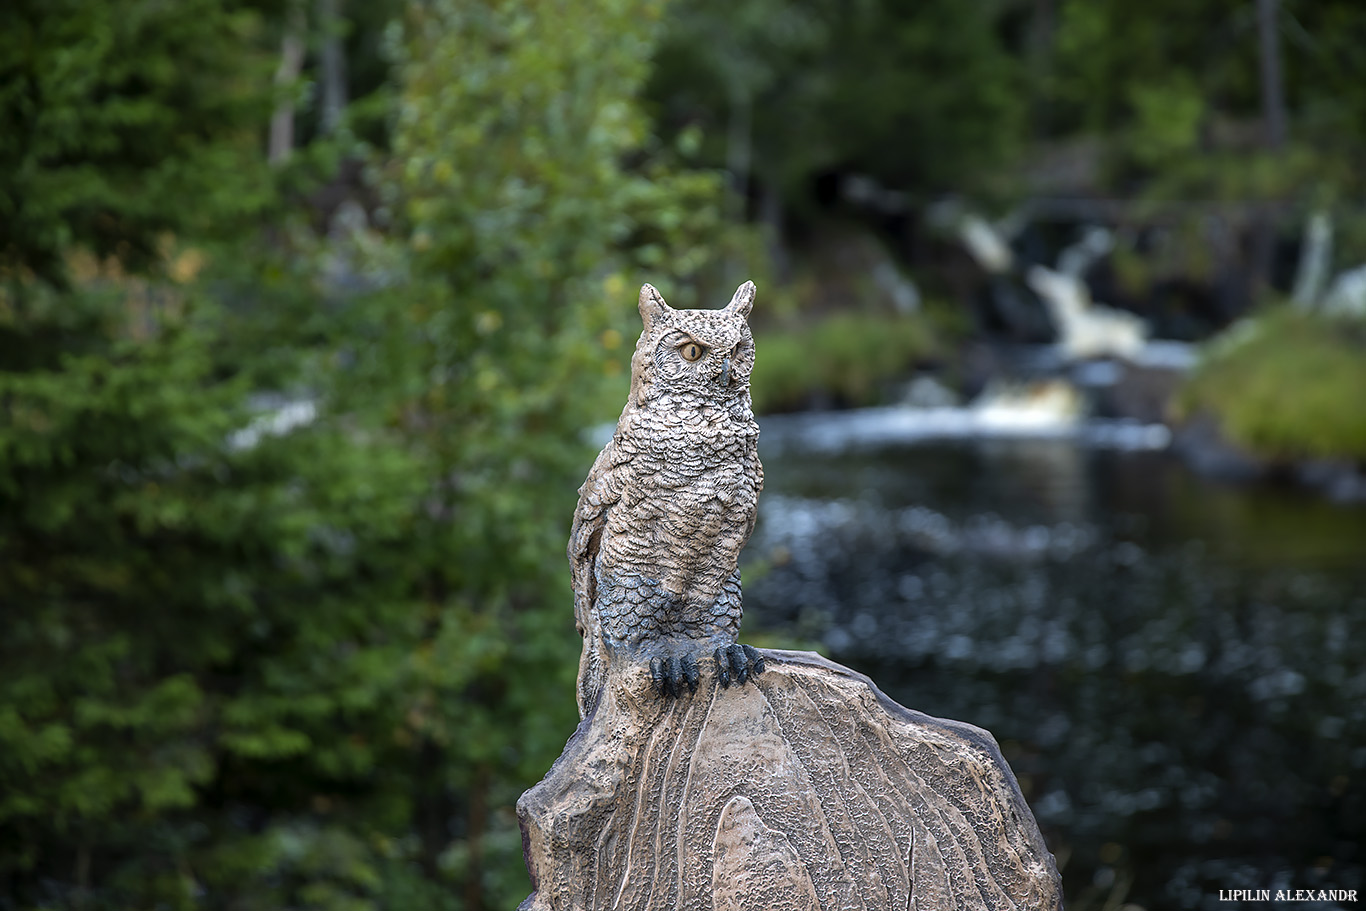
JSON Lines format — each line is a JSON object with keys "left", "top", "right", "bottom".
{"left": 518, "top": 652, "right": 1062, "bottom": 910}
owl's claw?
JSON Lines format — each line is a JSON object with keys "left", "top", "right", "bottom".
{"left": 650, "top": 646, "right": 763, "bottom": 698}
{"left": 715, "top": 644, "right": 765, "bottom": 688}
{"left": 681, "top": 653, "right": 700, "bottom": 692}
{"left": 650, "top": 657, "right": 668, "bottom": 696}
{"left": 746, "top": 644, "right": 766, "bottom": 679}
{"left": 650, "top": 654, "right": 701, "bottom": 698}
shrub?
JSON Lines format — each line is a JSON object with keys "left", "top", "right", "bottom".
{"left": 1176, "top": 308, "right": 1366, "bottom": 463}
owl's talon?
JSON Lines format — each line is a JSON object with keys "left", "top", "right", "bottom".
{"left": 650, "top": 657, "right": 668, "bottom": 696}
{"left": 651, "top": 645, "right": 762, "bottom": 698}
{"left": 682, "top": 653, "right": 700, "bottom": 693}
{"left": 743, "top": 644, "right": 765, "bottom": 677}
{"left": 731, "top": 644, "right": 751, "bottom": 684}
{"left": 650, "top": 655, "right": 697, "bottom": 699}
{"left": 713, "top": 644, "right": 764, "bottom": 687}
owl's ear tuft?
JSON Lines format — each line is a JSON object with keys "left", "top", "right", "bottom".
{"left": 724, "top": 280, "right": 756, "bottom": 319}
{"left": 638, "top": 284, "right": 673, "bottom": 327}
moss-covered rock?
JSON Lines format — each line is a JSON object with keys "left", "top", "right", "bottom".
{"left": 1175, "top": 309, "right": 1366, "bottom": 463}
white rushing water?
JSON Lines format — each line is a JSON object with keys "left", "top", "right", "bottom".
{"left": 757, "top": 404, "right": 1172, "bottom": 455}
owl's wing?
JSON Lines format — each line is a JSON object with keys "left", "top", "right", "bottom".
{"left": 568, "top": 436, "right": 630, "bottom": 634}
{"left": 568, "top": 435, "right": 633, "bottom": 717}
{"left": 743, "top": 451, "right": 765, "bottom": 544}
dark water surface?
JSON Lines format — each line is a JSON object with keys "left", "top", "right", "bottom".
{"left": 743, "top": 417, "right": 1366, "bottom": 910}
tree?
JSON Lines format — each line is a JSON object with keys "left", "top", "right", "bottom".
{"left": 646, "top": 0, "right": 1028, "bottom": 214}
{"left": 0, "top": 0, "right": 727, "bottom": 907}
{"left": 0, "top": 3, "right": 430, "bottom": 905}
{"left": 347, "top": 1, "right": 727, "bottom": 901}
{"left": 0, "top": 0, "right": 277, "bottom": 285}
{"left": 0, "top": 278, "right": 431, "bottom": 909}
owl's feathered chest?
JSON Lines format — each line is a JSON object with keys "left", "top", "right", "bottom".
{"left": 596, "top": 395, "right": 761, "bottom": 605}
{"left": 620, "top": 396, "right": 758, "bottom": 487}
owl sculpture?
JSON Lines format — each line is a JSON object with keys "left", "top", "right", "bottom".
{"left": 569, "top": 281, "right": 765, "bottom": 716}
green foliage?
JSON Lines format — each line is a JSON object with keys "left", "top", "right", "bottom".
{"left": 308, "top": 3, "right": 728, "bottom": 904}
{"left": 819, "top": 1, "right": 1024, "bottom": 194}
{"left": 0, "top": 0, "right": 726, "bottom": 908}
{"left": 1047, "top": 0, "right": 1257, "bottom": 137}
{"left": 0, "top": 282, "right": 430, "bottom": 908}
{"left": 1177, "top": 308, "right": 1366, "bottom": 462}
{"left": 1126, "top": 74, "right": 1205, "bottom": 170}
{"left": 750, "top": 311, "right": 938, "bottom": 414}
{"left": 1042, "top": 0, "right": 1366, "bottom": 264}
{"left": 0, "top": 0, "right": 278, "bottom": 283}
{"left": 647, "top": 0, "right": 1025, "bottom": 204}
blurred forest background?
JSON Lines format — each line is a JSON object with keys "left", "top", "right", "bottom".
{"left": 2, "top": 0, "right": 1364, "bottom": 908}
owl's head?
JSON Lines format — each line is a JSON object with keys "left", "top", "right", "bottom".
{"left": 628, "top": 281, "right": 757, "bottom": 408}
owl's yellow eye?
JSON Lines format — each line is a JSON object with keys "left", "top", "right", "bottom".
{"left": 679, "top": 341, "right": 706, "bottom": 362}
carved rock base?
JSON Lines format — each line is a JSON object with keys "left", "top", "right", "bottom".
{"left": 518, "top": 650, "right": 1062, "bottom": 910}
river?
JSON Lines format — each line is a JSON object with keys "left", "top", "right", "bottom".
{"left": 743, "top": 408, "right": 1366, "bottom": 910}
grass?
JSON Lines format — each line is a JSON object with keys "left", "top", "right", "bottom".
{"left": 1175, "top": 307, "right": 1366, "bottom": 463}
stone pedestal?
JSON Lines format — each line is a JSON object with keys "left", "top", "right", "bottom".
{"left": 518, "top": 649, "right": 1063, "bottom": 910}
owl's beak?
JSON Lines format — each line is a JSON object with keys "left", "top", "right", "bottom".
{"left": 720, "top": 356, "right": 732, "bottom": 387}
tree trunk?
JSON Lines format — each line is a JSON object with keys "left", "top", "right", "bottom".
{"left": 725, "top": 82, "right": 752, "bottom": 284}
{"left": 317, "top": 0, "right": 348, "bottom": 135}
{"left": 760, "top": 178, "right": 788, "bottom": 283}
{"left": 1257, "top": 0, "right": 1287, "bottom": 151}
{"left": 465, "top": 764, "right": 489, "bottom": 911}
{"left": 1028, "top": 0, "right": 1056, "bottom": 137}
{"left": 1251, "top": 0, "right": 1286, "bottom": 295}
{"left": 268, "top": 2, "right": 307, "bottom": 165}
